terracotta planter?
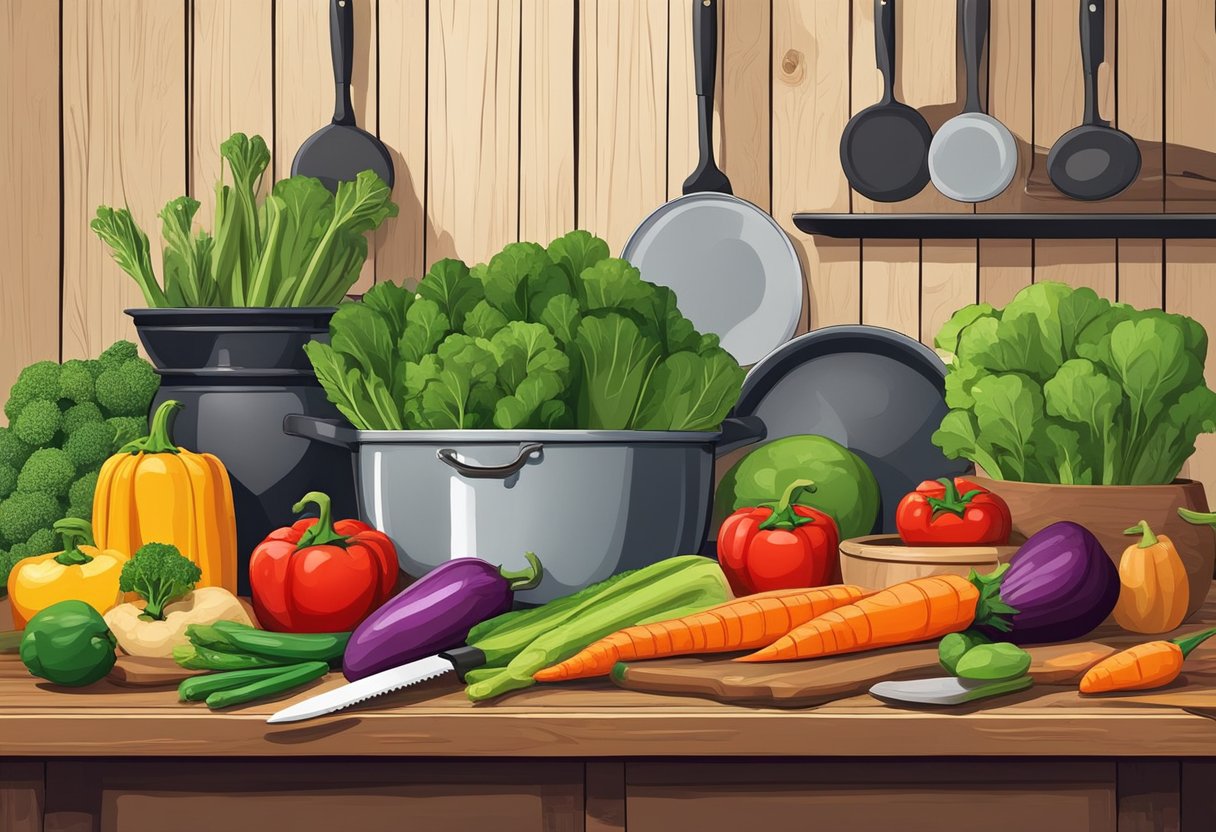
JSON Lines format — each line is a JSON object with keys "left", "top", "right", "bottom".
{"left": 973, "top": 477, "right": 1215, "bottom": 620}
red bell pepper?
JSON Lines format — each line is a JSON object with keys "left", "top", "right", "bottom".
{"left": 895, "top": 477, "right": 1012, "bottom": 547}
{"left": 717, "top": 479, "right": 841, "bottom": 595}
{"left": 249, "top": 491, "right": 399, "bottom": 633}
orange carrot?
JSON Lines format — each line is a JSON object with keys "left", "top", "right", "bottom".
{"left": 1079, "top": 627, "right": 1216, "bottom": 694}
{"left": 737, "top": 574, "right": 980, "bottom": 663}
{"left": 532, "top": 584, "right": 870, "bottom": 682}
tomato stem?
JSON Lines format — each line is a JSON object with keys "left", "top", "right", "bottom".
{"left": 758, "top": 479, "right": 818, "bottom": 532}
{"left": 293, "top": 491, "right": 349, "bottom": 549}
{"left": 926, "top": 477, "right": 984, "bottom": 520}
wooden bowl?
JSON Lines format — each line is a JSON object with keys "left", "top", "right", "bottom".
{"left": 839, "top": 534, "right": 1024, "bottom": 591}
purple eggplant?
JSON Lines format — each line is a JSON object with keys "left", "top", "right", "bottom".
{"left": 342, "top": 553, "right": 542, "bottom": 681}
{"left": 974, "top": 521, "right": 1119, "bottom": 645}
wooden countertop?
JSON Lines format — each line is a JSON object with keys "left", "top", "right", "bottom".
{"left": 5, "top": 589, "right": 1216, "bottom": 759}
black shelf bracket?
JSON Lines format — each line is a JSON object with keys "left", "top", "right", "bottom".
{"left": 791, "top": 213, "right": 1216, "bottom": 240}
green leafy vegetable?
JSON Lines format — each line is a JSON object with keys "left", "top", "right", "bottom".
{"left": 933, "top": 282, "right": 1216, "bottom": 485}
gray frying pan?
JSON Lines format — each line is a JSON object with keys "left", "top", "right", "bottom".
{"left": 1047, "top": 0, "right": 1140, "bottom": 200}
{"left": 840, "top": 0, "right": 933, "bottom": 203}
{"left": 622, "top": 0, "right": 803, "bottom": 367}
{"left": 292, "top": 0, "right": 395, "bottom": 193}
{"left": 928, "top": 0, "right": 1016, "bottom": 203}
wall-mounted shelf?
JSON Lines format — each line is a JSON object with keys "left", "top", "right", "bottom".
{"left": 792, "top": 213, "right": 1216, "bottom": 240}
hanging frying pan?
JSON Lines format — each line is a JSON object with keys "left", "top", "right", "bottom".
{"left": 840, "top": 0, "right": 933, "bottom": 203}
{"left": 928, "top": 0, "right": 1017, "bottom": 203}
{"left": 621, "top": 0, "right": 803, "bottom": 367}
{"left": 1047, "top": 0, "right": 1140, "bottom": 200}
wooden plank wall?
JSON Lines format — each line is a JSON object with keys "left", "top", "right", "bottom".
{"left": 2, "top": 0, "right": 1215, "bottom": 493}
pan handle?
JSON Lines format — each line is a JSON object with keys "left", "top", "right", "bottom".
{"left": 686, "top": 0, "right": 731, "bottom": 195}
{"left": 1080, "top": 0, "right": 1108, "bottom": 127}
{"left": 875, "top": 0, "right": 896, "bottom": 105}
{"left": 715, "top": 415, "right": 767, "bottom": 458}
{"left": 329, "top": 0, "right": 356, "bottom": 126}
{"left": 437, "top": 443, "right": 545, "bottom": 479}
{"left": 960, "top": 0, "right": 989, "bottom": 115}
{"left": 283, "top": 414, "right": 359, "bottom": 449}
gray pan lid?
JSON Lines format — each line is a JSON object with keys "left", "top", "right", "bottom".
{"left": 730, "top": 325, "right": 971, "bottom": 534}
{"left": 622, "top": 192, "right": 803, "bottom": 366}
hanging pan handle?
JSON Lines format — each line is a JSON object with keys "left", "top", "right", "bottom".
{"left": 437, "top": 443, "right": 544, "bottom": 479}
{"left": 1080, "top": 0, "right": 1108, "bottom": 127}
{"left": 875, "top": 0, "right": 897, "bottom": 104}
{"left": 330, "top": 0, "right": 356, "bottom": 125}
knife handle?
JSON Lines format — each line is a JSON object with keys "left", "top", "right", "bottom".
{"left": 440, "top": 646, "right": 487, "bottom": 682}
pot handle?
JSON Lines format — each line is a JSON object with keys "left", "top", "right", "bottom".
{"left": 716, "top": 415, "right": 767, "bottom": 457}
{"left": 282, "top": 414, "right": 359, "bottom": 449}
{"left": 437, "top": 443, "right": 544, "bottom": 479}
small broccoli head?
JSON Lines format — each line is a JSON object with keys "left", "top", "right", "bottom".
{"left": 118, "top": 542, "right": 202, "bottom": 620}
{"left": 22, "top": 526, "right": 58, "bottom": 557}
{"left": 62, "top": 401, "right": 105, "bottom": 435}
{"left": 5, "top": 361, "right": 63, "bottom": 421}
{"left": 0, "top": 491, "right": 61, "bottom": 548}
{"left": 17, "top": 448, "right": 76, "bottom": 498}
{"left": 98, "top": 340, "right": 140, "bottom": 371}
{"left": 63, "top": 422, "right": 115, "bottom": 470}
{"left": 67, "top": 470, "right": 99, "bottom": 517}
{"left": 13, "top": 399, "right": 62, "bottom": 447}
{"left": 106, "top": 416, "right": 149, "bottom": 447}
{"left": 96, "top": 360, "right": 159, "bottom": 418}
{"left": 0, "top": 464, "right": 16, "bottom": 500}
{"left": 0, "top": 427, "right": 32, "bottom": 469}
{"left": 58, "top": 360, "right": 97, "bottom": 405}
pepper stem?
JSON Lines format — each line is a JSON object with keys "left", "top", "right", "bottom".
{"left": 120, "top": 400, "right": 183, "bottom": 455}
{"left": 1124, "top": 520, "right": 1159, "bottom": 549}
{"left": 498, "top": 552, "right": 544, "bottom": 591}
{"left": 1172, "top": 627, "right": 1216, "bottom": 659}
{"left": 1179, "top": 508, "right": 1216, "bottom": 527}
{"left": 52, "top": 518, "right": 96, "bottom": 566}
{"left": 758, "top": 479, "right": 818, "bottom": 532}
{"left": 293, "top": 491, "right": 349, "bottom": 549}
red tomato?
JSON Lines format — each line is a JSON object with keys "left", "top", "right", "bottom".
{"left": 895, "top": 477, "right": 1012, "bottom": 547}
{"left": 717, "top": 479, "right": 841, "bottom": 595}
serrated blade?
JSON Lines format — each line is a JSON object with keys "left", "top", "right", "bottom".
{"left": 267, "top": 655, "right": 455, "bottom": 724}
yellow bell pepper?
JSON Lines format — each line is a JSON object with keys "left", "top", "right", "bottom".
{"left": 93, "top": 400, "right": 237, "bottom": 594}
{"left": 8, "top": 518, "right": 129, "bottom": 629}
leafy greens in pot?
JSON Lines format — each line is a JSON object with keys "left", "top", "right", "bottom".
{"left": 305, "top": 231, "right": 746, "bottom": 432}
{"left": 933, "top": 281, "right": 1216, "bottom": 485}
{"left": 91, "top": 133, "right": 397, "bottom": 308}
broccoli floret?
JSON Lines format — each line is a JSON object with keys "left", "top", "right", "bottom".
{"left": 0, "top": 464, "right": 16, "bottom": 500}
{"left": 58, "top": 360, "right": 96, "bottom": 404}
{"left": 96, "top": 360, "right": 159, "bottom": 417}
{"left": 13, "top": 399, "right": 62, "bottom": 446}
{"left": 63, "top": 422, "right": 114, "bottom": 470}
{"left": 119, "top": 542, "right": 201, "bottom": 620}
{"left": 18, "top": 448, "right": 76, "bottom": 497}
{"left": 0, "top": 491, "right": 61, "bottom": 547}
{"left": 62, "top": 401, "right": 105, "bottom": 434}
{"left": 6, "top": 361, "right": 62, "bottom": 416}
{"left": 97, "top": 340, "right": 140, "bottom": 371}
{"left": 0, "top": 427, "right": 32, "bottom": 469}
{"left": 107, "top": 416, "right": 148, "bottom": 447}
{"left": 22, "top": 526, "right": 58, "bottom": 556}
{"left": 67, "top": 469, "right": 99, "bottom": 513}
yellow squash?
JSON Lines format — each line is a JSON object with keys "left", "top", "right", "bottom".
{"left": 8, "top": 519, "right": 129, "bottom": 628}
{"left": 93, "top": 400, "right": 237, "bottom": 593}
{"left": 1113, "top": 520, "right": 1189, "bottom": 634}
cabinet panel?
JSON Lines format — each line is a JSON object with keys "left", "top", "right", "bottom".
{"left": 0, "top": 761, "right": 44, "bottom": 832}
{"left": 627, "top": 761, "right": 1116, "bottom": 832}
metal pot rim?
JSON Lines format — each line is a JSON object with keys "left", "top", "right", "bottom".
{"left": 340, "top": 427, "right": 724, "bottom": 445}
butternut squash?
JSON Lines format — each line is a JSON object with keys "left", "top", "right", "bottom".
{"left": 1113, "top": 520, "right": 1189, "bottom": 634}
{"left": 93, "top": 400, "right": 237, "bottom": 593}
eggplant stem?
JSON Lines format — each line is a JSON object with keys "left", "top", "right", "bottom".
{"left": 500, "top": 552, "right": 544, "bottom": 592}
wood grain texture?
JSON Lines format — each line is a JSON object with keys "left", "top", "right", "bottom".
{"left": 585, "top": 762, "right": 626, "bottom": 832}
{"left": 1118, "top": 761, "right": 1180, "bottom": 832}
{"left": 191, "top": 0, "right": 274, "bottom": 215}
{"left": 0, "top": 761, "right": 43, "bottom": 832}
{"left": 578, "top": 0, "right": 668, "bottom": 253}
{"left": 376, "top": 0, "right": 429, "bottom": 285}
{"left": 62, "top": 0, "right": 187, "bottom": 359}
{"left": 667, "top": 0, "right": 722, "bottom": 201}
{"left": 520, "top": 0, "right": 576, "bottom": 244}
{"left": 276, "top": 0, "right": 378, "bottom": 290}
{"left": 772, "top": 0, "right": 857, "bottom": 330}
{"left": 0, "top": 0, "right": 61, "bottom": 409}
{"left": 860, "top": 240, "right": 919, "bottom": 339}
{"left": 921, "top": 240, "right": 977, "bottom": 348}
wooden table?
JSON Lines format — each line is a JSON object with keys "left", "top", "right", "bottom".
{"left": 5, "top": 595, "right": 1216, "bottom": 832}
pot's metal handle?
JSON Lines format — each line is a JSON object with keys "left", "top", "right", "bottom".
{"left": 283, "top": 414, "right": 359, "bottom": 449}
{"left": 716, "top": 415, "right": 767, "bottom": 457}
{"left": 437, "top": 443, "right": 544, "bottom": 479}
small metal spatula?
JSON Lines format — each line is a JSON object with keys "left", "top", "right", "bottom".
{"left": 869, "top": 675, "right": 1033, "bottom": 706}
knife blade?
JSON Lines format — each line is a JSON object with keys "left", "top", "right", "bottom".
{"left": 869, "top": 674, "right": 1032, "bottom": 706}
{"left": 267, "top": 646, "right": 486, "bottom": 724}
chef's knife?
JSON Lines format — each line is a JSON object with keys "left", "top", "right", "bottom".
{"left": 869, "top": 674, "right": 1032, "bottom": 706}
{"left": 266, "top": 646, "right": 485, "bottom": 724}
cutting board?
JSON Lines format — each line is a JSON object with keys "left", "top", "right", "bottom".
{"left": 108, "top": 656, "right": 204, "bottom": 688}
{"left": 612, "top": 642, "right": 1117, "bottom": 708}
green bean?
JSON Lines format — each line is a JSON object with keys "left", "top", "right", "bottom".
{"left": 178, "top": 666, "right": 295, "bottom": 702}
{"left": 205, "top": 661, "right": 329, "bottom": 710}
{"left": 173, "top": 644, "right": 292, "bottom": 672}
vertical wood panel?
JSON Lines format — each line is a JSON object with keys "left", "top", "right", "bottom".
{"left": 0, "top": 761, "right": 44, "bottom": 832}
{"left": 862, "top": 241, "right": 920, "bottom": 339}
{"left": 0, "top": 0, "right": 61, "bottom": 407}
{"left": 578, "top": 0, "right": 668, "bottom": 253}
{"left": 667, "top": 0, "right": 721, "bottom": 202}
{"left": 191, "top": 0, "right": 274, "bottom": 215}
{"left": 378, "top": 0, "right": 429, "bottom": 285}
{"left": 773, "top": 0, "right": 857, "bottom": 330}
{"left": 276, "top": 0, "right": 378, "bottom": 290}
{"left": 720, "top": 0, "right": 771, "bottom": 211}
{"left": 922, "top": 241, "right": 977, "bottom": 347}
{"left": 62, "top": 0, "right": 187, "bottom": 359}
{"left": 520, "top": 0, "right": 575, "bottom": 244}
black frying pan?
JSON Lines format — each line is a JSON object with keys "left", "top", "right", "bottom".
{"left": 840, "top": 0, "right": 933, "bottom": 203}
{"left": 1047, "top": 0, "right": 1140, "bottom": 201}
